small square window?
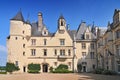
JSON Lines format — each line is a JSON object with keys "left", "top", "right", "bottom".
{"left": 60, "top": 39, "right": 65, "bottom": 45}
{"left": 15, "top": 37, "right": 18, "bottom": 40}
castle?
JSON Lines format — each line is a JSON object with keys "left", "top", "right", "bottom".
{"left": 7, "top": 9, "right": 120, "bottom": 73}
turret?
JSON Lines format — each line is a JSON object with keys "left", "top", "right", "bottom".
{"left": 58, "top": 15, "right": 66, "bottom": 30}
{"left": 113, "top": 9, "right": 120, "bottom": 25}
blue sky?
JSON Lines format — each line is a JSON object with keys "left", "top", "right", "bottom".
{"left": 0, "top": 0, "right": 120, "bottom": 66}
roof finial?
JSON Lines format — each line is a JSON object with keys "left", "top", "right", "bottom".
{"left": 20, "top": 8, "right": 22, "bottom": 12}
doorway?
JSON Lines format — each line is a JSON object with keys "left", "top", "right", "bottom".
{"left": 83, "top": 66, "right": 86, "bottom": 72}
{"left": 43, "top": 64, "right": 48, "bottom": 72}
{"left": 23, "top": 66, "right": 26, "bottom": 72}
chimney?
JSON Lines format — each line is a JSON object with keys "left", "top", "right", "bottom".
{"left": 38, "top": 12, "right": 43, "bottom": 31}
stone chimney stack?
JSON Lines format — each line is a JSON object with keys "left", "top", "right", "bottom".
{"left": 38, "top": 12, "right": 43, "bottom": 31}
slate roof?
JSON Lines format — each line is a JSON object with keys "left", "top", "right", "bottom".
{"left": 31, "top": 22, "right": 54, "bottom": 37}
{"left": 76, "top": 22, "right": 87, "bottom": 40}
{"left": 68, "top": 30, "right": 77, "bottom": 40}
{"left": 11, "top": 11, "right": 24, "bottom": 22}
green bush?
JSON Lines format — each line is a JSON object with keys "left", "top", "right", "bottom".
{"left": 6, "top": 62, "right": 19, "bottom": 73}
{"left": 93, "top": 68, "right": 104, "bottom": 74}
{"left": 28, "top": 63, "right": 40, "bottom": 73}
{"left": 102, "top": 70, "right": 117, "bottom": 75}
{"left": 49, "top": 66, "right": 53, "bottom": 72}
{"left": 28, "top": 70, "right": 39, "bottom": 73}
{"left": 52, "top": 64, "right": 73, "bottom": 73}
{"left": 52, "top": 69, "right": 73, "bottom": 73}
{"left": 57, "top": 64, "right": 68, "bottom": 70}
{"left": 77, "top": 64, "right": 82, "bottom": 73}
{"left": 0, "top": 71, "right": 7, "bottom": 74}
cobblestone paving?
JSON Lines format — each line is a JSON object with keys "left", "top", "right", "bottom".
{"left": 0, "top": 73, "right": 120, "bottom": 80}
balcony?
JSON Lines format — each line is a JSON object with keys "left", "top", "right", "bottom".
{"left": 57, "top": 55, "right": 73, "bottom": 59}
{"left": 58, "top": 55, "right": 67, "bottom": 59}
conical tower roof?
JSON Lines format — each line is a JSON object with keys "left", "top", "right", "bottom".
{"left": 11, "top": 10, "right": 24, "bottom": 22}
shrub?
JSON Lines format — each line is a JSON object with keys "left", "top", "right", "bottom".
{"left": 52, "top": 69, "right": 73, "bottom": 73}
{"left": 57, "top": 64, "right": 68, "bottom": 70}
{"left": 93, "top": 68, "right": 104, "bottom": 74}
{"left": 77, "top": 64, "right": 82, "bottom": 73}
{"left": 102, "top": 70, "right": 117, "bottom": 75}
{"left": 0, "top": 71, "right": 7, "bottom": 74}
{"left": 49, "top": 66, "right": 53, "bottom": 72}
{"left": 52, "top": 64, "right": 73, "bottom": 73}
{"left": 28, "top": 63, "right": 40, "bottom": 73}
{"left": 6, "top": 62, "right": 19, "bottom": 74}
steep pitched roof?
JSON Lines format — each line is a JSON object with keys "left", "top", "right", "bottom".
{"left": 76, "top": 22, "right": 87, "bottom": 40}
{"left": 11, "top": 11, "right": 24, "bottom": 22}
{"left": 68, "top": 30, "right": 77, "bottom": 40}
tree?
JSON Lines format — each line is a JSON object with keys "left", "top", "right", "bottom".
{"left": 6, "top": 62, "right": 19, "bottom": 74}
{"left": 28, "top": 63, "right": 41, "bottom": 73}
{"left": 77, "top": 64, "right": 82, "bottom": 73}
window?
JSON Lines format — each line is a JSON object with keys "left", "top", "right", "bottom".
{"left": 15, "top": 61, "right": 18, "bottom": 66}
{"left": 68, "top": 62, "right": 71, "bottom": 69}
{"left": 23, "top": 44, "right": 25, "bottom": 48}
{"left": 116, "top": 45, "right": 120, "bottom": 56}
{"left": 44, "top": 39, "right": 47, "bottom": 45}
{"left": 116, "top": 30, "right": 120, "bottom": 39}
{"left": 31, "top": 49, "right": 36, "bottom": 56}
{"left": 90, "top": 52, "right": 95, "bottom": 59}
{"left": 68, "top": 49, "right": 71, "bottom": 56}
{"left": 15, "top": 37, "right": 17, "bottom": 40}
{"left": 86, "top": 34, "right": 89, "bottom": 39}
{"left": 44, "top": 31, "right": 46, "bottom": 35}
{"left": 54, "top": 49, "right": 57, "bottom": 56}
{"left": 44, "top": 49, "right": 47, "bottom": 56}
{"left": 82, "top": 43, "right": 86, "bottom": 49}
{"left": 93, "top": 64, "right": 95, "bottom": 69}
{"left": 31, "top": 39, "right": 36, "bottom": 45}
{"left": 60, "top": 49, "right": 65, "bottom": 56}
{"left": 91, "top": 43, "right": 94, "bottom": 49}
{"left": 118, "top": 65, "right": 120, "bottom": 72}
{"left": 82, "top": 52, "right": 86, "bottom": 58}
{"left": 23, "top": 51, "right": 25, "bottom": 56}
{"left": 54, "top": 62, "right": 57, "bottom": 66}
{"left": 23, "top": 31, "right": 25, "bottom": 34}
{"left": 60, "top": 39, "right": 65, "bottom": 45}
{"left": 61, "top": 21, "right": 64, "bottom": 26}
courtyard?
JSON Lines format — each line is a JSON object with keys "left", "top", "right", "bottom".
{"left": 0, "top": 73, "right": 120, "bottom": 80}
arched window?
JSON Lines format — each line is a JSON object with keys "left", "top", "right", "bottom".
{"left": 61, "top": 21, "right": 64, "bottom": 26}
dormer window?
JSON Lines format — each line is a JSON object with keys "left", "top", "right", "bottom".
{"left": 42, "top": 30, "right": 48, "bottom": 36}
{"left": 44, "top": 31, "right": 46, "bottom": 35}
{"left": 86, "top": 34, "right": 89, "bottom": 39}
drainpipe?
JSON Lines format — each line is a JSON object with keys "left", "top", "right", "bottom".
{"left": 96, "top": 39, "right": 98, "bottom": 68}
{"left": 72, "top": 34, "right": 76, "bottom": 73}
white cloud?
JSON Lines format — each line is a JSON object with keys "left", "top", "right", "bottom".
{"left": 0, "top": 45, "right": 7, "bottom": 53}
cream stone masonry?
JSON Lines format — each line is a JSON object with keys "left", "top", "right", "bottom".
{"left": 7, "top": 9, "right": 120, "bottom": 73}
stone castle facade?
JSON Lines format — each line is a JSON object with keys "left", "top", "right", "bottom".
{"left": 7, "top": 9, "right": 120, "bottom": 73}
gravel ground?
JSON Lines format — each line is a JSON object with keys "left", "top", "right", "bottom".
{"left": 0, "top": 73, "right": 120, "bottom": 80}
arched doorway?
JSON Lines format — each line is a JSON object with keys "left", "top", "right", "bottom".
{"left": 42, "top": 64, "right": 48, "bottom": 72}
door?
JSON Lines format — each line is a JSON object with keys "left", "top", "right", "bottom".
{"left": 43, "top": 64, "right": 48, "bottom": 72}
{"left": 118, "top": 65, "right": 120, "bottom": 72}
{"left": 23, "top": 66, "right": 26, "bottom": 72}
{"left": 83, "top": 66, "right": 86, "bottom": 72}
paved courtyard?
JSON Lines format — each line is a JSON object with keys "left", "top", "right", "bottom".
{"left": 0, "top": 73, "right": 120, "bottom": 80}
